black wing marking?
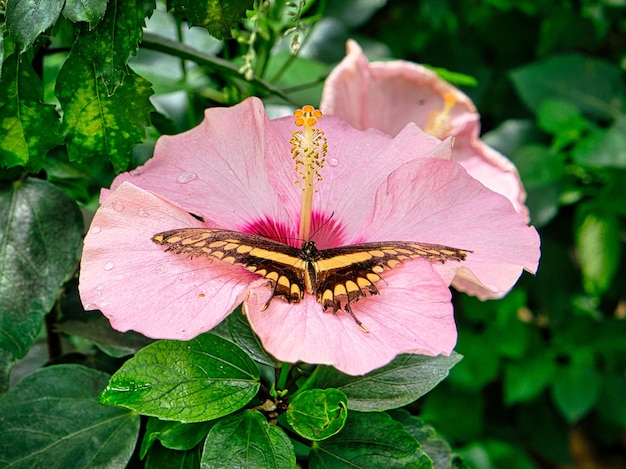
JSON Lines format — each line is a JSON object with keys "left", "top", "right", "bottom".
{"left": 312, "top": 241, "right": 471, "bottom": 313}
{"left": 152, "top": 228, "right": 306, "bottom": 304}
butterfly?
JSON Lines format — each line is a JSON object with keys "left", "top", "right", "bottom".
{"left": 152, "top": 228, "right": 471, "bottom": 331}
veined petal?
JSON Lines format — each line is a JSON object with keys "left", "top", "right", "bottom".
{"left": 321, "top": 41, "right": 478, "bottom": 138}
{"left": 321, "top": 39, "right": 529, "bottom": 220}
{"left": 80, "top": 182, "right": 271, "bottom": 339}
{"left": 107, "top": 98, "right": 297, "bottom": 235}
{"left": 361, "top": 157, "right": 540, "bottom": 298}
{"left": 267, "top": 115, "right": 449, "bottom": 248}
{"left": 245, "top": 261, "right": 456, "bottom": 376}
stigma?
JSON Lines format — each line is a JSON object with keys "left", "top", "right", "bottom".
{"left": 291, "top": 105, "right": 327, "bottom": 243}
{"left": 424, "top": 92, "right": 457, "bottom": 139}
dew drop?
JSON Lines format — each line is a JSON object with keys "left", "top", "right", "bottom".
{"left": 95, "top": 284, "right": 104, "bottom": 291}
{"left": 328, "top": 158, "right": 339, "bottom": 167}
{"left": 129, "top": 168, "right": 144, "bottom": 176}
{"left": 176, "top": 172, "right": 198, "bottom": 184}
{"left": 112, "top": 201, "right": 125, "bottom": 212}
{"left": 156, "top": 265, "right": 166, "bottom": 274}
{"left": 91, "top": 226, "right": 101, "bottom": 234}
{"left": 114, "top": 274, "right": 124, "bottom": 281}
{"left": 85, "top": 303, "right": 98, "bottom": 310}
{"left": 104, "top": 261, "right": 115, "bottom": 271}
{"left": 138, "top": 208, "right": 149, "bottom": 217}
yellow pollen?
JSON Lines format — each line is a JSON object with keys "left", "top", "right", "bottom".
{"left": 291, "top": 105, "right": 327, "bottom": 242}
{"left": 424, "top": 92, "right": 457, "bottom": 139}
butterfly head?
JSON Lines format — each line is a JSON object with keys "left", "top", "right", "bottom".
{"left": 300, "top": 240, "right": 321, "bottom": 261}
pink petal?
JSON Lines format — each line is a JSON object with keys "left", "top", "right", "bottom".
{"left": 107, "top": 98, "right": 298, "bottom": 235}
{"left": 321, "top": 41, "right": 477, "bottom": 138}
{"left": 245, "top": 260, "right": 456, "bottom": 376}
{"left": 80, "top": 182, "right": 271, "bottom": 339}
{"left": 359, "top": 156, "right": 539, "bottom": 299}
{"left": 267, "top": 115, "right": 450, "bottom": 248}
{"left": 321, "top": 39, "right": 529, "bottom": 220}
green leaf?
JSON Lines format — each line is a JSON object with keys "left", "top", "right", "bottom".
{"left": 286, "top": 389, "right": 348, "bottom": 441}
{"left": 145, "top": 443, "right": 201, "bottom": 469}
{"left": 0, "top": 365, "right": 140, "bottom": 469}
{"left": 458, "top": 440, "right": 536, "bottom": 469}
{"left": 509, "top": 144, "right": 565, "bottom": 227}
{"left": 0, "top": 179, "right": 83, "bottom": 365}
{"left": 56, "top": 313, "right": 154, "bottom": 358}
{"left": 572, "top": 115, "right": 626, "bottom": 168}
{"left": 575, "top": 208, "right": 621, "bottom": 296}
{"left": 200, "top": 410, "right": 295, "bottom": 469}
{"left": 420, "top": 387, "right": 484, "bottom": 442}
{"left": 597, "top": 373, "right": 626, "bottom": 429}
{"left": 426, "top": 65, "right": 478, "bottom": 87}
{"left": 510, "top": 54, "right": 623, "bottom": 120}
{"left": 310, "top": 411, "right": 432, "bottom": 468}
{"left": 538, "top": 99, "right": 588, "bottom": 135}
{"left": 551, "top": 349, "right": 602, "bottom": 422}
{"left": 168, "top": 0, "right": 253, "bottom": 40}
{"left": 388, "top": 409, "right": 464, "bottom": 469}
{"left": 73, "top": 0, "right": 155, "bottom": 94}
{"left": 307, "top": 353, "right": 461, "bottom": 412}
{"left": 140, "top": 417, "right": 213, "bottom": 458}
{"left": 100, "top": 333, "right": 260, "bottom": 423}
{"left": 448, "top": 331, "right": 500, "bottom": 391}
{"left": 538, "top": 99, "right": 590, "bottom": 151}
{"left": 62, "top": 0, "right": 108, "bottom": 26}
{"left": 511, "top": 144, "right": 565, "bottom": 190}
{"left": 214, "top": 309, "right": 277, "bottom": 367}
{"left": 0, "top": 48, "right": 62, "bottom": 170}
{"left": 6, "top": 0, "right": 65, "bottom": 52}
{"left": 55, "top": 53, "right": 153, "bottom": 172}
{"left": 504, "top": 356, "right": 557, "bottom": 405}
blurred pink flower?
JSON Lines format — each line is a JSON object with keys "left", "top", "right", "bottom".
{"left": 321, "top": 40, "right": 529, "bottom": 224}
{"left": 80, "top": 97, "right": 539, "bottom": 375}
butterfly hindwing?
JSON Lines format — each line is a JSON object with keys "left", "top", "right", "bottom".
{"left": 152, "top": 228, "right": 306, "bottom": 304}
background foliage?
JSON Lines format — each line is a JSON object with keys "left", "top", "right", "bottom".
{"left": 0, "top": 0, "right": 625, "bottom": 468}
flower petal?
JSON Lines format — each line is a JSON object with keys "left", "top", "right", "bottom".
{"left": 107, "top": 98, "right": 297, "bottom": 234}
{"left": 321, "top": 39, "right": 529, "bottom": 220}
{"left": 267, "top": 115, "right": 449, "bottom": 247}
{"left": 245, "top": 260, "right": 456, "bottom": 376}
{"left": 360, "top": 157, "right": 540, "bottom": 299}
{"left": 322, "top": 41, "right": 478, "bottom": 138}
{"left": 80, "top": 182, "right": 271, "bottom": 339}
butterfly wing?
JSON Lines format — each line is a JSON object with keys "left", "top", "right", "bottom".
{"left": 152, "top": 228, "right": 307, "bottom": 304}
{"left": 313, "top": 241, "right": 471, "bottom": 312}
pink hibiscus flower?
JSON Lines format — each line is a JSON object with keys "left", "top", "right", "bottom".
{"left": 321, "top": 40, "right": 529, "bottom": 225}
{"left": 79, "top": 97, "right": 539, "bottom": 375}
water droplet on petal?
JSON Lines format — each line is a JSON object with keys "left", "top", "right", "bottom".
{"left": 112, "top": 201, "right": 125, "bottom": 212}
{"left": 104, "top": 262, "right": 115, "bottom": 271}
{"left": 114, "top": 274, "right": 123, "bottom": 281}
{"left": 329, "top": 158, "right": 339, "bottom": 167}
{"left": 176, "top": 172, "right": 198, "bottom": 184}
{"left": 129, "top": 168, "right": 144, "bottom": 176}
{"left": 91, "top": 226, "right": 101, "bottom": 234}
{"left": 95, "top": 284, "right": 104, "bottom": 291}
{"left": 85, "top": 303, "right": 98, "bottom": 310}
{"left": 138, "top": 208, "right": 149, "bottom": 217}
{"left": 156, "top": 265, "right": 166, "bottom": 274}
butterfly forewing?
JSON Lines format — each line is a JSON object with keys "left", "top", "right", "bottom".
{"left": 152, "top": 228, "right": 307, "bottom": 303}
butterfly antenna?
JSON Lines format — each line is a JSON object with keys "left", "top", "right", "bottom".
{"left": 310, "top": 211, "right": 335, "bottom": 240}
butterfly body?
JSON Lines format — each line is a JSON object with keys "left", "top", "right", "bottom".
{"left": 152, "top": 228, "right": 470, "bottom": 325}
